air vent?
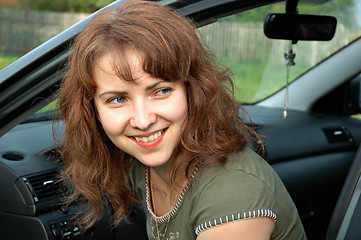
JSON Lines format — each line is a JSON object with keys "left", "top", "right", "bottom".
{"left": 323, "top": 127, "right": 353, "bottom": 144}
{"left": 22, "top": 170, "right": 61, "bottom": 202}
{"left": 1, "top": 152, "right": 25, "bottom": 161}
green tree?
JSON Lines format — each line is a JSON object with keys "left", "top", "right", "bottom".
{"left": 301, "top": 0, "right": 356, "bottom": 27}
{"left": 17, "top": 0, "right": 114, "bottom": 13}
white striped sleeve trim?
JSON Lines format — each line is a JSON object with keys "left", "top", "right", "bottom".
{"left": 194, "top": 209, "right": 277, "bottom": 236}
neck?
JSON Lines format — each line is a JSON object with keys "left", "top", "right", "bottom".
{"left": 149, "top": 164, "right": 188, "bottom": 216}
{"left": 151, "top": 161, "right": 173, "bottom": 187}
{"left": 150, "top": 150, "right": 187, "bottom": 188}
{"left": 150, "top": 167, "right": 187, "bottom": 195}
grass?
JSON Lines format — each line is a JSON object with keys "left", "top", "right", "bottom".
{"left": 221, "top": 59, "right": 309, "bottom": 103}
{"left": 0, "top": 53, "right": 19, "bottom": 70}
{"left": 36, "top": 100, "right": 58, "bottom": 113}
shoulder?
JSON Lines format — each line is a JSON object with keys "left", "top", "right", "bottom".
{"left": 190, "top": 148, "right": 279, "bottom": 235}
{"left": 188, "top": 148, "right": 307, "bottom": 239}
{"left": 194, "top": 148, "right": 279, "bottom": 196}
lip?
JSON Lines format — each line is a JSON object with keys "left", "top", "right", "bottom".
{"left": 129, "top": 128, "right": 168, "bottom": 150}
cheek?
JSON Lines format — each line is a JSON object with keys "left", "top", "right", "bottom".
{"left": 176, "top": 88, "right": 189, "bottom": 119}
{"left": 174, "top": 100, "right": 188, "bottom": 122}
{"left": 163, "top": 91, "right": 188, "bottom": 122}
{"left": 96, "top": 107, "right": 128, "bottom": 137}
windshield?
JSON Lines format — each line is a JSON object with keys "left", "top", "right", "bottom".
{"left": 199, "top": 0, "right": 361, "bottom": 104}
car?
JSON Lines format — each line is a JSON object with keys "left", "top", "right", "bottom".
{"left": 0, "top": 0, "right": 360, "bottom": 239}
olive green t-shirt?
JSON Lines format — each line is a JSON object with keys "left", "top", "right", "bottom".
{"left": 133, "top": 148, "right": 307, "bottom": 239}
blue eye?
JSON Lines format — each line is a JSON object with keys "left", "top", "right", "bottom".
{"left": 155, "top": 88, "right": 171, "bottom": 96}
{"left": 110, "top": 96, "right": 126, "bottom": 104}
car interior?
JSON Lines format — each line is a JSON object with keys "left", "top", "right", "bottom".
{"left": 0, "top": 0, "right": 361, "bottom": 239}
{"left": 327, "top": 146, "right": 361, "bottom": 240}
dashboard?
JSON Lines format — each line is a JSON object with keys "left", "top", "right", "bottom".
{"left": 0, "top": 105, "right": 360, "bottom": 239}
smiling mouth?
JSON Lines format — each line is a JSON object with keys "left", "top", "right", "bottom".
{"left": 132, "top": 128, "right": 167, "bottom": 143}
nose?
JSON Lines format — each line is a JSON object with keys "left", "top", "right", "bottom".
{"left": 129, "top": 99, "right": 156, "bottom": 130}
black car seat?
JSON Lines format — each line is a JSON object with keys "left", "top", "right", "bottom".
{"left": 327, "top": 144, "right": 361, "bottom": 239}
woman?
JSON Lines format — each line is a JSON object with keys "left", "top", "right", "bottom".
{"left": 58, "top": 1, "right": 307, "bottom": 239}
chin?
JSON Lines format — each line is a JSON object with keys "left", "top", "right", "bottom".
{"left": 136, "top": 153, "right": 173, "bottom": 168}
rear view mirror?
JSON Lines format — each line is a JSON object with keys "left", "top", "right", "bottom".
{"left": 264, "top": 13, "right": 337, "bottom": 41}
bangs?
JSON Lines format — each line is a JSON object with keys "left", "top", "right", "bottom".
{"left": 107, "top": 42, "right": 191, "bottom": 83}
{"left": 84, "top": 3, "right": 200, "bottom": 84}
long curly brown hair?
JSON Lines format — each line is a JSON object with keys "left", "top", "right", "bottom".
{"left": 57, "top": 0, "right": 257, "bottom": 228}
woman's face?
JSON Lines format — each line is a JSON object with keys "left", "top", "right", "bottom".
{"left": 93, "top": 50, "right": 188, "bottom": 170}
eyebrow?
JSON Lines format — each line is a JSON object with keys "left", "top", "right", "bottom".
{"left": 97, "top": 81, "right": 163, "bottom": 99}
{"left": 97, "top": 91, "right": 127, "bottom": 99}
{"left": 145, "top": 82, "right": 161, "bottom": 91}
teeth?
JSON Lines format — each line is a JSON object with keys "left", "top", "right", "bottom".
{"left": 134, "top": 130, "right": 163, "bottom": 143}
